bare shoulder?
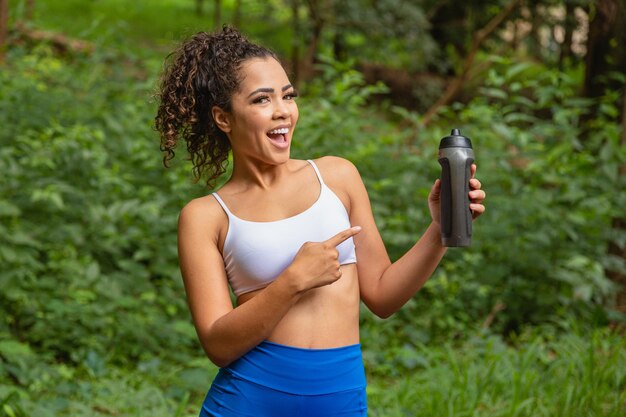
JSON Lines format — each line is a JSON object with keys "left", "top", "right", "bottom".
{"left": 178, "top": 194, "right": 227, "bottom": 242}
{"left": 312, "top": 155, "right": 362, "bottom": 185}
{"left": 312, "top": 156, "right": 366, "bottom": 214}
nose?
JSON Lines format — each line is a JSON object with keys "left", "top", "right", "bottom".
{"left": 273, "top": 99, "right": 290, "bottom": 119}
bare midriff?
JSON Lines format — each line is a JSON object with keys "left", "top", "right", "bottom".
{"left": 237, "top": 263, "right": 361, "bottom": 349}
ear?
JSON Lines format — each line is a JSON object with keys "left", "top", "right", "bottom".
{"left": 212, "top": 106, "right": 232, "bottom": 133}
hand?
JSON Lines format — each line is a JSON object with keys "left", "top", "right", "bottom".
{"left": 428, "top": 164, "right": 486, "bottom": 224}
{"left": 468, "top": 164, "right": 486, "bottom": 219}
{"left": 286, "top": 226, "right": 362, "bottom": 293}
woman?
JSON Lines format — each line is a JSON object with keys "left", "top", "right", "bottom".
{"left": 155, "top": 27, "right": 485, "bottom": 417}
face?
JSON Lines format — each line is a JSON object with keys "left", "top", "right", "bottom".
{"left": 213, "top": 57, "right": 299, "bottom": 166}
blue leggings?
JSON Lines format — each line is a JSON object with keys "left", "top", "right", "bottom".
{"left": 200, "top": 341, "right": 368, "bottom": 417}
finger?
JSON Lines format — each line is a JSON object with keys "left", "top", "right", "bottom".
{"left": 325, "top": 226, "right": 362, "bottom": 248}
{"left": 470, "top": 203, "right": 485, "bottom": 219}
{"left": 469, "top": 189, "right": 486, "bottom": 202}
{"left": 471, "top": 164, "right": 477, "bottom": 179}
{"left": 470, "top": 178, "right": 481, "bottom": 190}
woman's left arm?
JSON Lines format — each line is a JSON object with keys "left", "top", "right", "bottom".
{"left": 323, "top": 157, "right": 485, "bottom": 319}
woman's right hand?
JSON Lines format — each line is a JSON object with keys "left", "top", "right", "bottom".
{"left": 286, "top": 226, "right": 361, "bottom": 292}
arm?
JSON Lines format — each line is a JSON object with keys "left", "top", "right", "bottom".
{"left": 178, "top": 198, "right": 360, "bottom": 367}
{"left": 178, "top": 199, "right": 300, "bottom": 367}
{"left": 319, "top": 157, "right": 485, "bottom": 319}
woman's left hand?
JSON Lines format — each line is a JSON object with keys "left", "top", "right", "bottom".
{"left": 428, "top": 164, "right": 486, "bottom": 225}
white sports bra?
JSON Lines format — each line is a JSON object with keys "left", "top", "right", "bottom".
{"left": 212, "top": 160, "right": 357, "bottom": 296}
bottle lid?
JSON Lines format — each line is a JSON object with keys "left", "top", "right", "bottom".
{"left": 439, "top": 128, "right": 472, "bottom": 149}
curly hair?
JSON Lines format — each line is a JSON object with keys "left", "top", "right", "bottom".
{"left": 154, "top": 26, "right": 278, "bottom": 187}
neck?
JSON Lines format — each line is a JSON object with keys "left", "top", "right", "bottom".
{"left": 230, "top": 154, "right": 292, "bottom": 190}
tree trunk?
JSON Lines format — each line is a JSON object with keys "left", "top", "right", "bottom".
{"left": 332, "top": 30, "right": 346, "bottom": 61}
{"left": 233, "top": 0, "right": 242, "bottom": 28}
{"left": 583, "top": 0, "right": 626, "bottom": 314}
{"left": 213, "top": 0, "right": 222, "bottom": 29}
{"left": 0, "top": 0, "right": 8, "bottom": 64}
{"left": 528, "top": 2, "right": 542, "bottom": 59}
{"left": 613, "top": 75, "right": 626, "bottom": 315}
{"left": 25, "top": 0, "right": 34, "bottom": 21}
{"left": 196, "top": 0, "right": 204, "bottom": 16}
{"left": 583, "top": 0, "right": 622, "bottom": 98}
{"left": 609, "top": 84, "right": 626, "bottom": 314}
{"left": 302, "top": 0, "right": 328, "bottom": 80}
{"left": 428, "top": 1, "right": 469, "bottom": 72}
{"left": 559, "top": 1, "right": 575, "bottom": 68}
{"left": 12, "top": 22, "right": 94, "bottom": 54}
{"left": 290, "top": 0, "right": 301, "bottom": 85}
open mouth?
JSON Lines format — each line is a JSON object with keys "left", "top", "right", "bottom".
{"left": 267, "top": 127, "right": 290, "bottom": 148}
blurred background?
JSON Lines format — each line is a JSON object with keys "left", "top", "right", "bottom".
{"left": 0, "top": 0, "right": 625, "bottom": 416}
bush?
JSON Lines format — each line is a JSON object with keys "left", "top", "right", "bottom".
{"left": 1, "top": 40, "right": 624, "bottom": 417}
{"left": 294, "top": 55, "right": 625, "bottom": 343}
{"left": 0, "top": 46, "right": 203, "bottom": 372}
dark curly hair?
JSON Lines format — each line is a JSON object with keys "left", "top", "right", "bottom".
{"left": 154, "top": 26, "right": 278, "bottom": 187}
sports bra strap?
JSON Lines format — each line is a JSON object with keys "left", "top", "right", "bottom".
{"left": 212, "top": 193, "right": 233, "bottom": 217}
{"left": 307, "top": 159, "right": 325, "bottom": 186}
{"left": 213, "top": 160, "right": 323, "bottom": 217}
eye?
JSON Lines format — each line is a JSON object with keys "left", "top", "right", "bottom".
{"left": 284, "top": 90, "right": 299, "bottom": 100}
{"left": 252, "top": 95, "right": 270, "bottom": 104}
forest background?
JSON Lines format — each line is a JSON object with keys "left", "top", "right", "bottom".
{"left": 1, "top": 0, "right": 625, "bottom": 416}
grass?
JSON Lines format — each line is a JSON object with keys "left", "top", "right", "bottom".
{"left": 10, "top": 0, "right": 296, "bottom": 61}
{"left": 3, "top": 2, "right": 625, "bottom": 417}
{"left": 2, "top": 327, "right": 624, "bottom": 417}
{"left": 366, "top": 328, "right": 626, "bottom": 417}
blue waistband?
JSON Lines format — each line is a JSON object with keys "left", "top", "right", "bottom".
{"left": 223, "top": 341, "right": 366, "bottom": 395}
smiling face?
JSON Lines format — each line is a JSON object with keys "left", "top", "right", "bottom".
{"left": 212, "top": 57, "right": 299, "bottom": 166}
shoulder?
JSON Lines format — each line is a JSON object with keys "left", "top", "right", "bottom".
{"left": 312, "top": 155, "right": 362, "bottom": 184}
{"left": 312, "top": 156, "right": 366, "bottom": 213}
{"left": 178, "top": 194, "right": 228, "bottom": 243}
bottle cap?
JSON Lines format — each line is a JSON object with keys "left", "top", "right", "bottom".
{"left": 439, "top": 128, "right": 472, "bottom": 149}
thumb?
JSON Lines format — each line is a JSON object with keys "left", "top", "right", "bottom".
{"left": 429, "top": 179, "right": 441, "bottom": 201}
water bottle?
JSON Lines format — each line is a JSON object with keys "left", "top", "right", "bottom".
{"left": 438, "top": 129, "right": 474, "bottom": 247}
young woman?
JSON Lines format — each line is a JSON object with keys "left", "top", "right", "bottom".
{"left": 155, "top": 27, "right": 485, "bottom": 417}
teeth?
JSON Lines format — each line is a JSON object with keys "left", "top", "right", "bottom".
{"left": 268, "top": 128, "right": 289, "bottom": 135}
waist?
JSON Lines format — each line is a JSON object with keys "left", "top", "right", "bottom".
{"left": 222, "top": 340, "right": 366, "bottom": 395}
{"left": 238, "top": 264, "right": 361, "bottom": 346}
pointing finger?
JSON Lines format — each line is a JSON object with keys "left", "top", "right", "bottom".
{"left": 325, "top": 226, "right": 362, "bottom": 248}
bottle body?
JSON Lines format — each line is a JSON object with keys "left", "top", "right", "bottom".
{"left": 438, "top": 130, "right": 474, "bottom": 247}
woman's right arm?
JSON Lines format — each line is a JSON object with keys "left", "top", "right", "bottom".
{"left": 177, "top": 198, "right": 359, "bottom": 367}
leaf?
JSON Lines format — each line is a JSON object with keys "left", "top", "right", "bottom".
{"left": 0, "top": 340, "right": 34, "bottom": 362}
{"left": 0, "top": 202, "right": 20, "bottom": 217}
{"left": 505, "top": 62, "right": 536, "bottom": 80}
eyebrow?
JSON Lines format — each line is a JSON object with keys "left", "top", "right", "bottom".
{"left": 247, "top": 84, "right": 293, "bottom": 98}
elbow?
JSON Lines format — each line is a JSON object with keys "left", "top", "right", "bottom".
{"left": 372, "top": 308, "right": 395, "bottom": 320}
{"left": 205, "top": 348, "right": 235, "bottom": 368}
{"left": 201, "top": 337, "right": 236, "bottom": 368}
{"left": 364, "top": 299, "right": 396, "bottom": 319}
{"left": 209, "top": 355, "right": 232, "bottom": 369}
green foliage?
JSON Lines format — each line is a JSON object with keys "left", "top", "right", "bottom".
{"left": 296, "top": 55, "right": 625, "bottom": 343}
{"left": 331, "top": 0, "right": 437, "bottom": 71}
{"left": 0, "top": 46, "right": 204, "bottom": 372}
{"left": 10, "top": 0, "right": 222, "bottom": 60}
{"left": 2, "top": 3, "right": 625, "bottom": 415}
{"left": 441, "top": 57, "right": 626, "bottom": 333}
{"left": 366, "top": 327, "right": 626, "bottom": 417}
{"left": 293, "top": 55, "right": 390, "bottom": 158}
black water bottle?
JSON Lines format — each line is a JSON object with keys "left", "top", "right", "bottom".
{"left": 438, "top": 129, "right": 474, "bottom": 247}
